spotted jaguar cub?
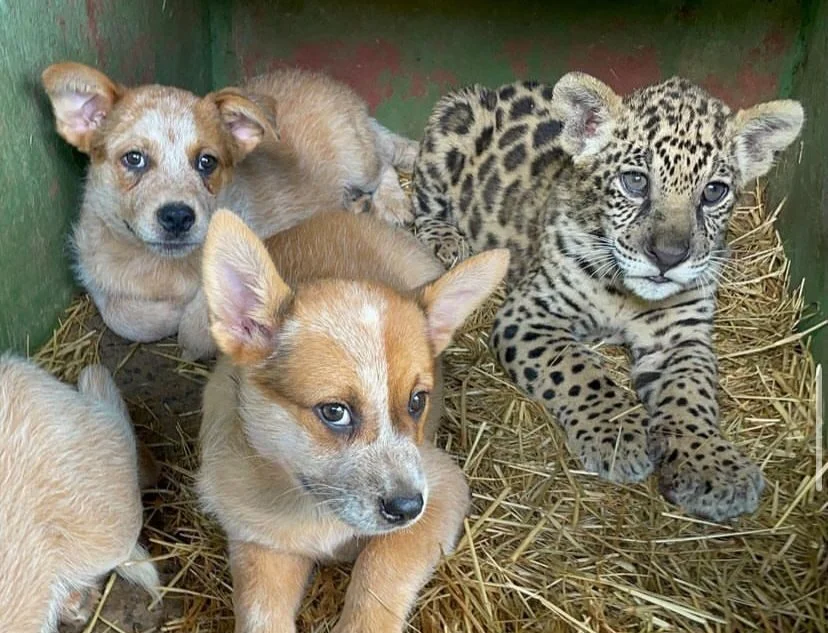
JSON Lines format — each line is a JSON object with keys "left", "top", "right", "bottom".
{"left": 412, "top": 73, "right": 803, "bottom": 521}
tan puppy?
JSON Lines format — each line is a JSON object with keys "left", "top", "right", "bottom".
{"left": 198, "top": 210, "right": 509, "bottom": 632}
{"left": 0, "top": 357, "right": 159, "bottom": 632}
{"left": 41, "top": 63, "right": 417, "bottom": 353}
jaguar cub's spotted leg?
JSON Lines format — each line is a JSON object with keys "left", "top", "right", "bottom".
{"left": 629, "top": 297, "right": 764, "bottom": 521}
{"left": 491, "top": 273, "right": 653, "bottom": 483}
{"left": 411, "top": 216, "right": 472, "bottom": 269}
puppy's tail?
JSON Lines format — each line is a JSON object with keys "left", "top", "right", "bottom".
{"left": 370, "top": 118, "right": 420, "bottom": 173}
{"left": 78, "top": 364, "right": 130, "bottom": 422}
{"left": 116, "top": 543, "right": 161, "bottom": 599}
{"left": 78, "top": 364, "right": 161, "bottom": 489}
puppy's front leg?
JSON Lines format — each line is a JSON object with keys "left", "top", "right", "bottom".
{"left": 333, "top": 449, "right": 469, "bottom": 633}
{"left": 178, "top": 288, "right": 217, "bottom": 360}
{"left": 230, "top": 540, "right": 313, "bottom": 633}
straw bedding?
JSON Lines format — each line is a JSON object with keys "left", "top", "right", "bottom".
{"left": 41, "top": 182, "right": 825, "bottom": 633}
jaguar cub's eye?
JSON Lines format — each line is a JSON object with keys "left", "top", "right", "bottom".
{"left": 408, "top": 391, "right": 428, "bottom": 419}
{"left": 315, "top": 402, "right": 353, "bottom": 430}
{"left": 702, "top": 181, "right": 729, "bottom": 205}
{"left": 620, "top": 171, "right": 649, "bottom": 197}
{"left": 121, "top": 150, "right": 147, "bottom": 171}
{"left": 196, "top": 153, "right": 218, "bottom": 175}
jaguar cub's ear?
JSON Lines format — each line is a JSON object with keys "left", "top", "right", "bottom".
{"left": 553, "top": 72, "right": 622, "bottom": 160}
{"left": 731, "top": 100, "right": 804, "bottom": 186}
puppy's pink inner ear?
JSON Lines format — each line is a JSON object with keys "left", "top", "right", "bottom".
{"left": 229, "top": 118, "right": 262, "bottom": 143}
{"left": 62, "top": 92, "right": 110, "bottom": 133}
{"left": 217, "top": 260, "right": 267, "bottom": 332}
{"left": 427, "top": 288, "right": 475, "bottom": 342}
{"left": 223, "top": 113, "right": 265, "bottom": 155}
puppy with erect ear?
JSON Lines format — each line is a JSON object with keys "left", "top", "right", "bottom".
{"left": 0, "top": 357, "right": 159, "bottom": 633}
{"left": 197, "top": 209, "right": 508, "bottom": 633}
{"left": 41, "top": 62, "right": 420, "bottom": 354}
{"left": 42, "top": 62, "right": 124, "bottom": 153}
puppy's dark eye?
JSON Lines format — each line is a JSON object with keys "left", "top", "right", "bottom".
{"left": 121, "top": 151, "right": 147, "bottom": 171}
{"left": 408, "top": 391, "right": 428, "bottom": 419}
{"left": 702, "top": 181, "right": 729, "bottom": 205}
{"left": 196, "top": 153, "right": 218, "bottom": 175}
{"left": 620, "top": 171, "right": 649, "bottom": 197}
{"left": 315, "top": 403, "right": 353, "bottom": 430}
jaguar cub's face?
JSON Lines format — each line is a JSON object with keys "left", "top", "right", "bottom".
{"left": 555, "top": 74, "right": 803, "bottom": 302}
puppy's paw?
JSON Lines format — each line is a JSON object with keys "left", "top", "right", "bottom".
{"left": 369, "top": 167, "right": 414, "bottom": 226}
{"left": 59, "top": 586, "right": 102, "bottom": 627}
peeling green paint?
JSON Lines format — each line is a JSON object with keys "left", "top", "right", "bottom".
{"left": 770, "top": 0, "right": 828, "bottom": 396}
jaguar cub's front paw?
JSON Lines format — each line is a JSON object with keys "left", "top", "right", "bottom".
{"left": 567, "top": 412, "right": 654, "bottom": 483}
{"left": 653, "top": 432, "right": 765, "bottom": 521}
{"left": 411, "top": 216, "right": 471, "bottom": 268}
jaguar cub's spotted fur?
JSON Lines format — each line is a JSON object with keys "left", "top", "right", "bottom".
{"left": 412, "top": 73, "right": 803, "bottom": 521}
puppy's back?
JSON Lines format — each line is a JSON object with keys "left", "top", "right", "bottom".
{"left": 265, "top": 211, "right": 444, "bottom": 292}
{"left": 0, "top": 357, "right": 143, "bottom": 631}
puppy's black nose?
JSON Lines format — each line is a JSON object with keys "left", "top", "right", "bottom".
{"left": 380, "top": 493, "right": 424, "bottom": 524}
{"left": 156, "top": 203, "right": 195, "bottom": 236}
{"left": 646, "top": 236, "right": 690, "bottom": 273}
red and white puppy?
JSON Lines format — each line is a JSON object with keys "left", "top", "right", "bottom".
{"left": 41, "top": 63, "right": 417, "bottom": 356}
{"left": 197, "top": 210, "right": 509, "bottom": 632}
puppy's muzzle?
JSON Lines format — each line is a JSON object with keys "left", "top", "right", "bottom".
{"left": 156, "top": 202, "right": 196, "bottom": 238}
{"left": 379, "top": 491, "right": 424, "bottom": 525}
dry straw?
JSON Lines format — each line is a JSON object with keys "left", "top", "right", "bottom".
{"left": 37, "top": 183, "right": 825, "bottom": 632}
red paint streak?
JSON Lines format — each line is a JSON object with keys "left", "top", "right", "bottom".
{"left": 761, "top": 25, "right": 791, "bottom": 58}
{"left": 567, "top": 44, "right": 662, "bottom": 94}
{"left": 408, "top": 73, "right": 427, "bottom": 99}
{"left": 701, "top": 69, "right": 778, "bottom": 111}
{"left": 132, "top": 34, "right": 156, "bottom": 83}
{"left": 502, "top": 40, "right": 532, "bottom": 77}
{"left": 406, "top": 68, "right": 459, "bottom": 100}
{"left": 85, "top": 0, "right": 106, "bottom": 63}
{"left": 702, "top": 25, "right": 791, "bottom": 108}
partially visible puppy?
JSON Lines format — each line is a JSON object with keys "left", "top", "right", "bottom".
{"left": 0, "top": 357, "right": 159, "bottom": 632}
{"left": 198, "top": 210, "right": 509, "bottom": 632}
{"left": 41, "top": 63, "right": 417, "bottom": 353}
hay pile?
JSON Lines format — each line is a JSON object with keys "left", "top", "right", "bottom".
{"left": 39, "top": 183, "right": 825, "bottom": 633}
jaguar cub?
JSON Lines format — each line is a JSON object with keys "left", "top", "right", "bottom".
{"left": 412, "top": 73, "right": 803, "bottom": 521}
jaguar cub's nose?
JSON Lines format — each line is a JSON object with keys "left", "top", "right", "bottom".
{"left": 380, "top": 493, "right": 424, "bottom": 524}
{"left": 156, "top": 203, "right": 196, "bottom": 237}
{"left": 646, "top": 236, "right": 690, "bottom": 273}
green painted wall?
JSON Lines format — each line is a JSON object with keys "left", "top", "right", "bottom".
{"left": 772, "top": 0, "right": 828, "bottom": 394}
{"left": 0, "top": 0, "right": 210, "bottom": 353}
